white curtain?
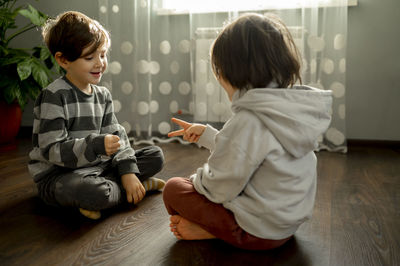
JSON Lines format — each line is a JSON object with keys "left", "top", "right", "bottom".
{"left": 98, "top": 0, "right": 348, "bottom": 152}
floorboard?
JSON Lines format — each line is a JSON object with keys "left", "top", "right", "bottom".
{"left": 0, "top": 138, "right": 399, "bottom": 266}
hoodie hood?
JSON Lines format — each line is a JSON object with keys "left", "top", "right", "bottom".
{"left": 231, "top": 85, "right": 332, "bottom": 157}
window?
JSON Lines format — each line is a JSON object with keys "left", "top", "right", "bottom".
{"left": 159, "top": 0, "right": 357, "bottom": 15}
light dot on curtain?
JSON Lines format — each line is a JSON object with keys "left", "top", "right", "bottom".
{"left": 121, "top": 41, "right": 133, "bottom": 55}
{"left": 159, "top": 81, "right": 172, "bottom": 95}
{"left": 334, "top": 34, "right": 345, "bottom": 50}
{"left": 158, "top": 122, "right": 171, "bottom": 135}
{"left": 112, "top": 5, "right": 119, "bottom": 13}
{"left": 121, "top": 81, "right": 133, "bottom": 95}
{"left": 109, "top": 61, "right": 122, "bottom": 75}
{"left": 178, "top": 40, "right": 190, "bottom": 53}
{"left": 121, "top": 121, "right": 132, "bottom": 134}
{"left": 140, "top": 0, "right": 147, "bottom": 8}
{"left": 138, "top": 101, "right": 149, "bottom": 115}
{"left": 160, "top": 41, "right": 171, "bottom": 54}
{"left": 212, "top": 102, "right": 226, "bottom": 116}
{"left": 206, "top": 82, "right": 215, "bottom": 95}
{"left": 325, "top": 127, "right": 345, "bottom": 146}
{"left": 113, "top": 100, "right": 122, "bottom": 113}
{"left": 339, "top": 58, "right": 346, "bottom": 73}
{"left": 310, "top": 59, "right": 317, "bottom": 74}
{"left": 197, "top": 102, "right": 207, "bottom": 116}
{"left": 150, "top": 100, "right": 159, "bottom": 113}
{"left": 100, "top": 6, "right": 107, "bottom": 13}
{"left": 338, "top": 104, "right": 345, "bottom": 119}
{"left": 307, "top": 36, "right": 325, "bottom": 52}
{"left": 178, "top": 82, "right": 191, "bottom": 95}
{"left": 137, "top": 60, "right": 149, "bottom": 74}
{"left": 330, "top": 82, "right": 345, "bottom": 98}
{"left": 317, "top": 134, "right": 323, "bottom": 143}
{"left": 323, "top": 59, "right": 335, "bottom": 74}
{"left": 170, "top": 101, "right": 179, "bottom": 113}
{"left": 170, "top": 61, "right": 180, "bottom": 74}
{"left": 149, "top": 61, "right": 160, "bottom": 75}
{"left": 198, "top": 60, "right": 208, "bottom": 74}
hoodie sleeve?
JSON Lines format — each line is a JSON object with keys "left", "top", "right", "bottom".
{"left": 197, "top": 124, "right": 219, "bottom": 151}
{"left": 192, "top": 111, "right": 271, "bottom": 203}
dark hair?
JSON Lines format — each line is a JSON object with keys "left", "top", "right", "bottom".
{"left": 211, "top": 13, "right": 302, "bottom": 89}
{"left": 42, "top": 11, "right": 110, "bottom": 62}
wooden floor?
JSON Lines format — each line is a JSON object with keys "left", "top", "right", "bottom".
{"left": 0, "top": 138, "right": 399, "bottom": 266}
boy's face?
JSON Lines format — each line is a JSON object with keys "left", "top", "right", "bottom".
{"left": 63, "top": 44, "right": 108, "bottom": 92}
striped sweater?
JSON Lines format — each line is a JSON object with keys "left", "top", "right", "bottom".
{"left": 28, "top": 77, "right": 138, "bottom": 182}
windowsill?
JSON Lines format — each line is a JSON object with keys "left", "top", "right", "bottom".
{"left": 157, "top": 0, "right": 357, "bottom": 16}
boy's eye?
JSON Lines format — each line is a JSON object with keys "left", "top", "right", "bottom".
{"left": 85, "top": 57, "right": 93, "bottom": 60}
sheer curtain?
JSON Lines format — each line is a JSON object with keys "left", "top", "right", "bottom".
{"left": 98, "top": 0, "right": 348, "bottom": 152}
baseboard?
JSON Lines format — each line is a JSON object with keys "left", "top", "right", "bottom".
{"left": 347, "top": 139, "right": 400, "bottom": 148}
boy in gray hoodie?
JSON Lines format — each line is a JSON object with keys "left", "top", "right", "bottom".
{"left": 163, "top": 13, "right": 332, "bottom": 250}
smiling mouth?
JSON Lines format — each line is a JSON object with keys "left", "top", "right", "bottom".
{"left": 91, "top": 72, "right": 101, "bottom": 75}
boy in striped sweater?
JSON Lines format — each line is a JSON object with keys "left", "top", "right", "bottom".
{"left": 28, "top": 11, "right": 165, "bottom": 220}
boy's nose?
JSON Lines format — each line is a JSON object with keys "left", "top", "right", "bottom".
{"left": 95, "top": 58, "right": 104, "bottom": 67}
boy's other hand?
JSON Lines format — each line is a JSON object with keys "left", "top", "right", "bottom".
{"left": 168, "top": 117, "right": 206, "bottom": 143}
{"left": 105, "top": 134, "right": 120, "bottom": 156}
{"left": 121, "top": 173, "right": 145, "bottom": 204}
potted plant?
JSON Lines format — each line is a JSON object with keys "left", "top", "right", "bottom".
{"left": 0, "top": 0, "right": 62, "bottom": 150}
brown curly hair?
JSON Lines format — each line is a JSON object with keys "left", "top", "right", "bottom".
{"left": 42, "top": 11, "right": 110, "bottom": 62}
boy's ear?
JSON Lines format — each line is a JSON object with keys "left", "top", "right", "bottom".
{"left": 54, "top": 52, "right": 68, "bottom": 70}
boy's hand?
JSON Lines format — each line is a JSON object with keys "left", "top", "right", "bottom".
{"left": 104, "top": 134, "right": 120, "bottom": 156}
{"left": 168, "top": 117, "right": 206, "bottom": 143}
{"left": 121, "top": 173, "right": 146, "bottom": 204}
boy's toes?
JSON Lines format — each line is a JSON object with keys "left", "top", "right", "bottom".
{"left": 170, "top": 215, "right": 182, "bottom": 224}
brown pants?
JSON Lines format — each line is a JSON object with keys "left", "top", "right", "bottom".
{"left": 162, "top": 177, "right": 292, "bottom": 250}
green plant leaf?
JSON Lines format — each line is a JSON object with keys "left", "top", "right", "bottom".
{"left": 22, "top": 78, "right": 40, "bottom": 100}
{"left": 0, "top": 55, "right": 24, "bottom": 66}
{"left": 31, "top": 59, "right": 49, "bottom": 88}
{"left": 17, "top": 58, "right": 32, "bottom": 80}
{"left": 40, "top": 46, "right": 51, "bottom": 61}
{"left": 18, "top": 5, "right": 44, "bottom": 26}
{"left": 3, "top": 79, "right": 19, "bottom": 104}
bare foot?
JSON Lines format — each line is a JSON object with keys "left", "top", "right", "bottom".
{"left": 169, "top": 215, "right": 216, "bottom": 240}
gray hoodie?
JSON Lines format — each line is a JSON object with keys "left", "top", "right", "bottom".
{"left": 192, "top": 85, "right": 332, "bottom": 239}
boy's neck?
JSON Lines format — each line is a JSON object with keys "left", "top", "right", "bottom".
{"left": 65, "top": 74, "right": 92, "bottom": 95}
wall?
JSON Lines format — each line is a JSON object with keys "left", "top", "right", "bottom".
{"left": 15, "top": 0, "right": 400, "bottom": 141}
{"left": 346, "top": 0, "right": 400, "bottom": 140}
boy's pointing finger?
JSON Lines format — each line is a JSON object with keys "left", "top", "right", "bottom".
{"left": 168, "top": 129, "right": 185, "bottom": 138}
{"left": 171, "top": 117, "right": 191, "bottom": 129}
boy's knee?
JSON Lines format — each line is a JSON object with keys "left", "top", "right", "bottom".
{"left": 163, "top": 177, "right": 185, "bottom": 202}
{"left": 55, "top": 178, "right": 119, "bottom": 210}
{"left": 140, "top": 146, "right": 164, "bottom": 175}
{"left": 150, "top": 146, "right": 164, "bottom": 171}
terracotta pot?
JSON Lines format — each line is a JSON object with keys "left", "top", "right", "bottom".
{"left": 0, "top": 101, "right": 22, "bottom": 151}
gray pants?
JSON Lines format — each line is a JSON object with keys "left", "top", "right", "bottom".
{"left": 37, "top": 146, "right": 164, "bottom": 211}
